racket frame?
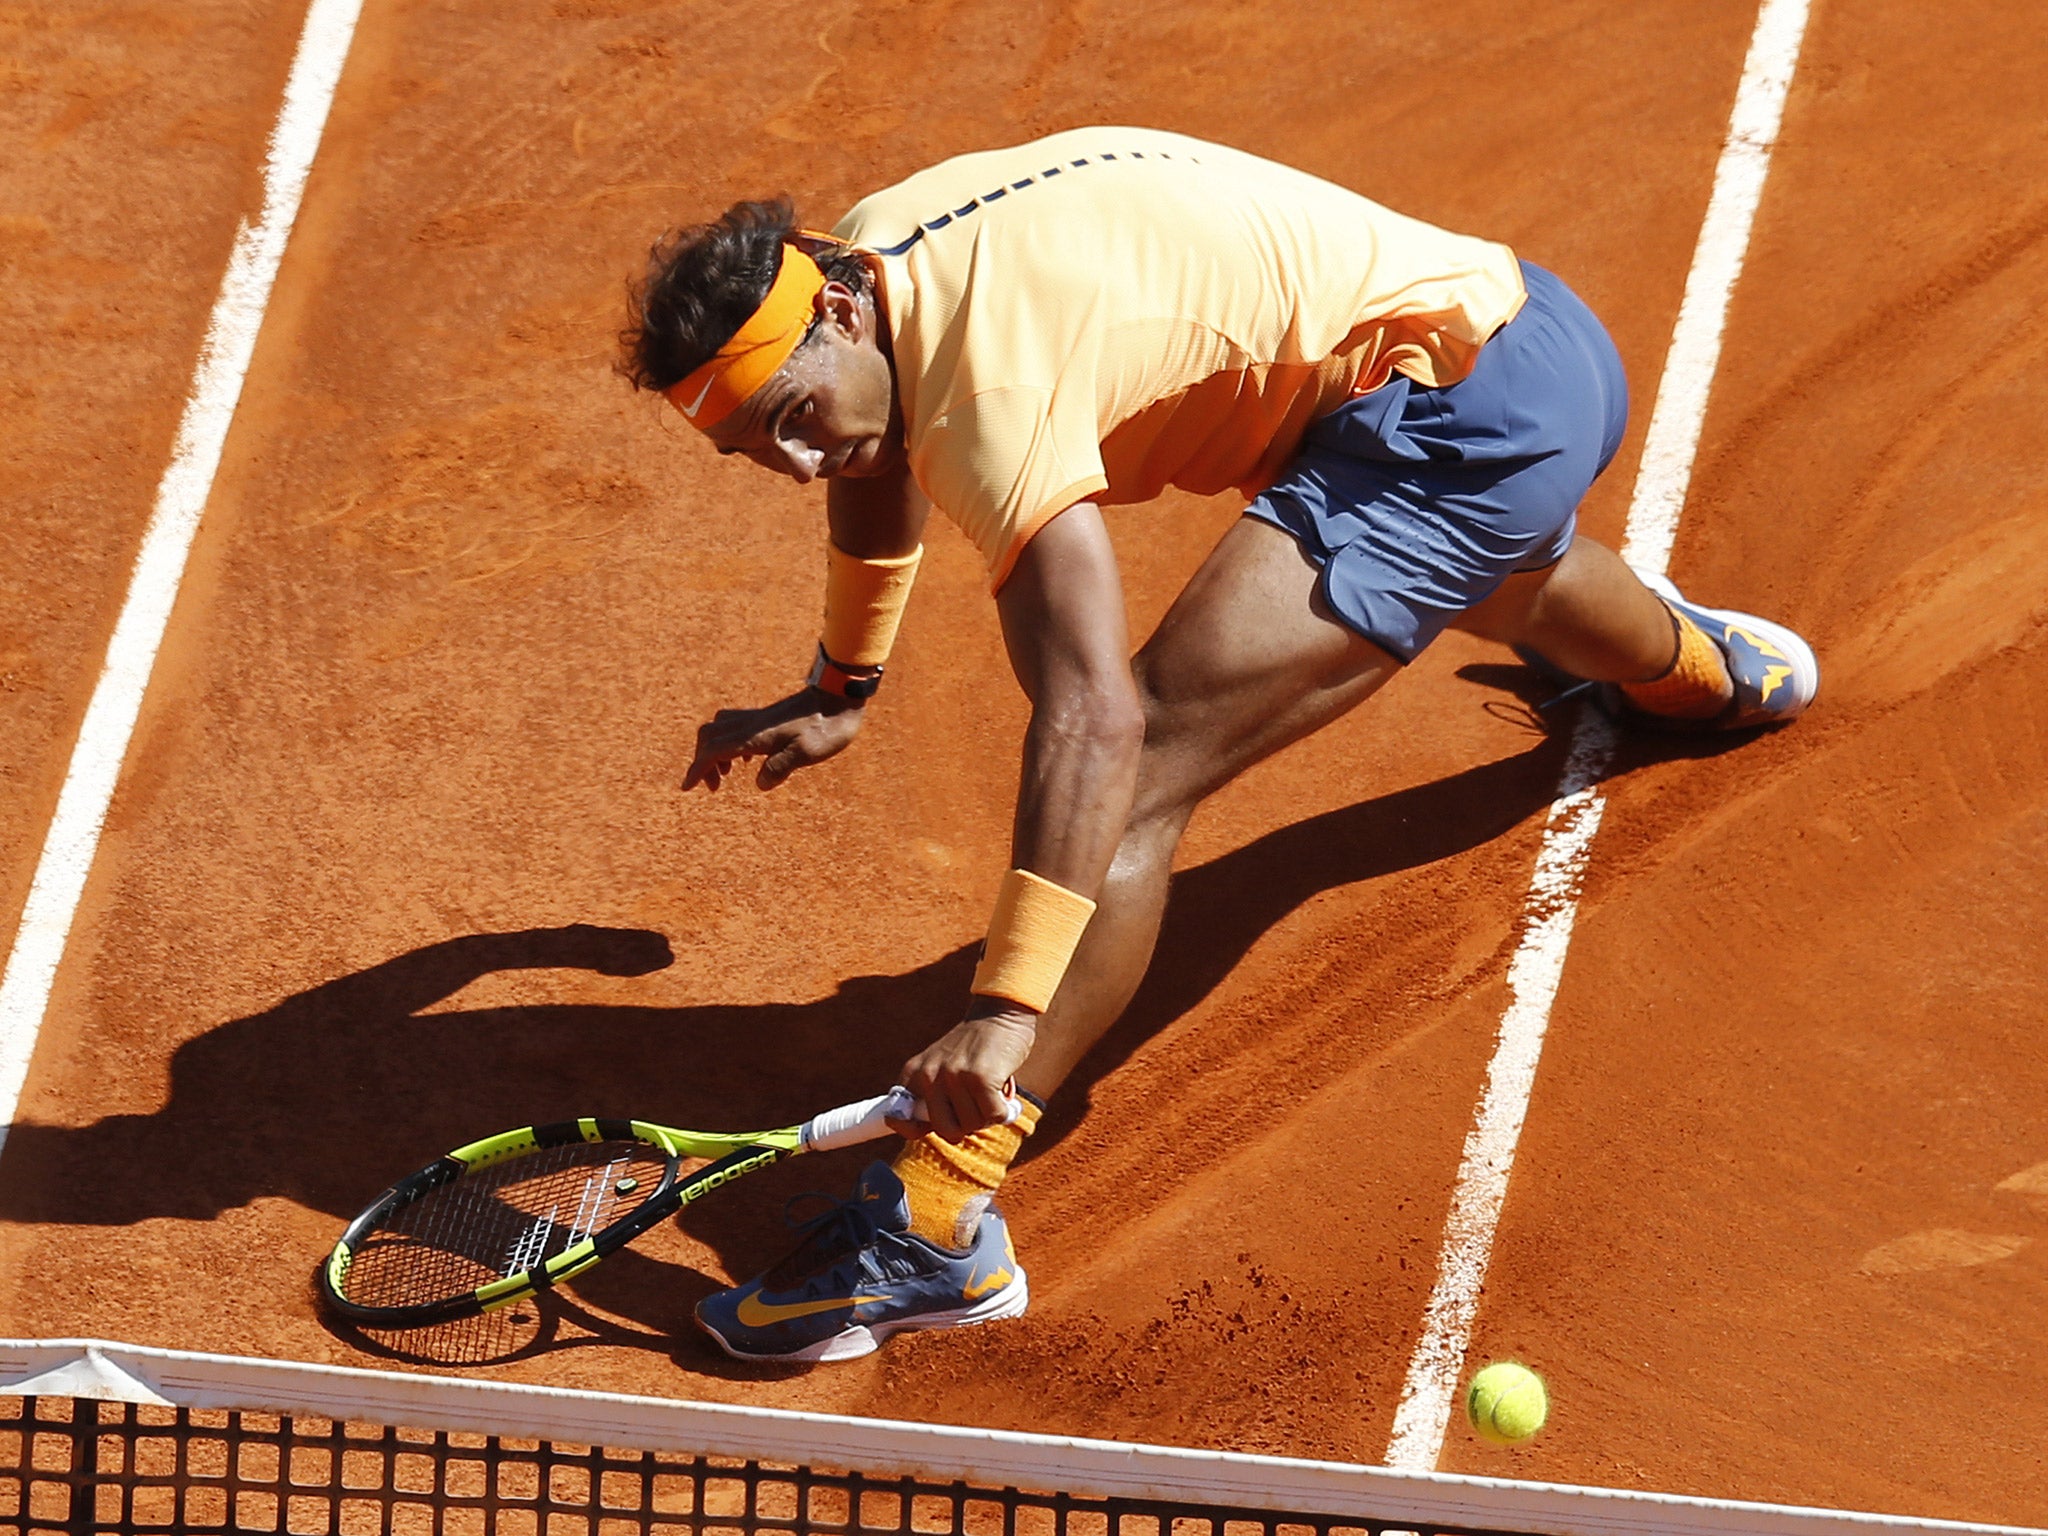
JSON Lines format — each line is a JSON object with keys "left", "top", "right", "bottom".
{"left": 318, "top": 1116, "right": 802, "bottom": 1328}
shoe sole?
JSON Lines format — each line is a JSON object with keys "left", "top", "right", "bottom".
{"left": 699, "top": 1268, "right": 1031, "bottom": 1365}
{"left": 1637, "top": 570, "right": 1820, "bottom": 724}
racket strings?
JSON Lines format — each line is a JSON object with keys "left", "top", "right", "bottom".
{"left": 340, "top": 1141, "right": 670, "bottom": 1310}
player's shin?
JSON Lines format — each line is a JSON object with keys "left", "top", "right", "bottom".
{"left": 1011, "top": 805, "right": 1182, "bottom": 1100}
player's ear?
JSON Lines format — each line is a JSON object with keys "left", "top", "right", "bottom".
{"left": 816, "top": 279, "right": 867, "bottom": 343}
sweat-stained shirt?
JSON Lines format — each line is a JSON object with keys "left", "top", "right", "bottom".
{"left": 829, "top": 126, "right": 1527, "bottom": 589}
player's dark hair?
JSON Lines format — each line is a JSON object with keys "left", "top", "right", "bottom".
{"left": 620, "top": 197, "right": 871, "bottom": 393}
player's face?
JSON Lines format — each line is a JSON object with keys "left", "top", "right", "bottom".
{"left": 706, "top": 282, "right": 902, "bottom": 484}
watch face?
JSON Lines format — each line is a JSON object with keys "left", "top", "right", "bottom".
{"left": 808, "top": 647, "right": 880, "bottom": 698}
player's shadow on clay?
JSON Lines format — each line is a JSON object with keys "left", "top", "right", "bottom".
{"left": 0, "top": 709, "right": 1742, "bottom": 1351}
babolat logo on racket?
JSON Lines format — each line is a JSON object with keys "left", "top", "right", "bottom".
{"left": 687, "top": 1148, "right": 781, "bottom": 1199}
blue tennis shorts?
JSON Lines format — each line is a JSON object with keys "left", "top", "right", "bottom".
{"left": 1245, "top": 261, "right": 1629, "bottom": 662}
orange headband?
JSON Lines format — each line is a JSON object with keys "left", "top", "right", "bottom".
{"left": 664, "top": 243, "right": 827, "bottom": 430}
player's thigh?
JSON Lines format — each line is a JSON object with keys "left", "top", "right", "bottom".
{"left": 1450, "top": 552, "right": 1564, "bottom": 645}
{"left": 1131, "top": 516, "right": 1400, "bottom": 813}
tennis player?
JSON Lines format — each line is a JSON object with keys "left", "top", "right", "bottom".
{"left": 620, "top": 127, "right": 1818, "bottom": 1363}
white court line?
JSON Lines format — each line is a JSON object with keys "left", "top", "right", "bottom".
{"left": 0, "top": 0, "right": 366, "bottom": 1162}
{"left": 1384, "top": 0, "right": 1814, "bottom": 1470}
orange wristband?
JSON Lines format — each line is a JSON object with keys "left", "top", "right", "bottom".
{"left": 821, "top": 542, "right": 922, "bottom": 668}
{"left": 970, "top": 869, "right": 1098, "bottom": 1014}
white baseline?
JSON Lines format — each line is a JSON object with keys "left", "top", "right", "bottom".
{"left": 1384, "top": 0, "right": 1815, "bottom": 1469}
{"left": 0, "top": 0, "right": 366, "bottom": 1161}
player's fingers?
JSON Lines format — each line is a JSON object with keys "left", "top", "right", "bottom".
{"left": 932, "top": 1079, "right": 984, "bottom": 1144}
{"left": 911, "top": 1077, "right": 955, "bottom": 1142}
{"left": 967, "top": 1073, "right": 1011, "bottom": 1130}
{"left": 893, "top": 1056, "right": 951, "bottom": 1134}
{"left": 694, "top": 716, "right": 745, "bottom": 755}
{"left": 939, "top": 1088, "right": 999, "bottom": 1138}
{"left": 698, "top": 708, "right": 781, "bottom": 761}
{"left": 744, "top": 717, "right": 802, "bottom": 754}
{"left": 756, "top": 742, "right": 802, "bottom": 789}
{"left": 684, "top": 734, "right": 748, "bottom": 786}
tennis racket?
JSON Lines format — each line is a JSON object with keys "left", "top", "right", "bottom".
{"left": 318, "top": 1086, "right": 999, "bottom": 1329}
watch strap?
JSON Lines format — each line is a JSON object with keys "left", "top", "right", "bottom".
{"left": 807, "top": 643, "right": 883, "bottom": 701}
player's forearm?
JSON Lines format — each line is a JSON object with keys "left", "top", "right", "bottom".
{"left": 1008, "top": 680, "right": 1144, "bottom": 899}
{"left": 826, "top": 461, "right": 928, "bottom": 557}
{"left": 954, "top": 682, "right": 1139, "bottom": 1050}
{"left": 814, "top": 462, "right": 928, "bottom": 703}
{"left": 962, "top": 502, "right": 1138, "bottom": 1028}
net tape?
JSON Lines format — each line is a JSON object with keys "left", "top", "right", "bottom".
{"left": 0, "top": 1342, "right": 2036, "bottom": 1536}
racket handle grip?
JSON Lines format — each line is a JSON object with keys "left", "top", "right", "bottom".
{"left": 799, "top": 1086, "right": 1022, "bottom": 1152}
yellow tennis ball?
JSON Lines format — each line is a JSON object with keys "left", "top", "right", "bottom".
{"left": 1466, "top": 1362, "right": 1548, "bottom": 1445}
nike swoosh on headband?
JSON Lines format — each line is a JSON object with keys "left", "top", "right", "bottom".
{"left": 676, "top": 371, "right": 718, "bottom": 419}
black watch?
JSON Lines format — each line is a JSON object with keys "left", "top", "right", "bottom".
{"left": 807, "top": 644, "right": 883, "bottom": 701}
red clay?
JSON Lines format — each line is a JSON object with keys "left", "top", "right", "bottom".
{"left": 0, "top": 0, "right": 309, "bottom": 963}
{"left": 2, "top": 0, "right": 2044, "bottom": 1525}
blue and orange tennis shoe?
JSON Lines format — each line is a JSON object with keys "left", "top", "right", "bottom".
{"left": 1637, "top": 572, "right": 1818, "bottom": 729}
{"left": 1519, "top": 571, "right": 1818, "bottom": 731}
{"left": 695, "top": 1162, "right": 1028, "bottom": 1363}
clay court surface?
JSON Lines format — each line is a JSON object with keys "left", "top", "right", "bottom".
{"left": 3, "top": 0, "right": 2046, "bottom": 1522}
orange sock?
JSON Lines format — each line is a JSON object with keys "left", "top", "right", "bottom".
{"left": 1619, "top": 605, "right": 1733, "bottom": 720}
{"left": 892, "top": 1097, "right": 1042, "bottom": 1250}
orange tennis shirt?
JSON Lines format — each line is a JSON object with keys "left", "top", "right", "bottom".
{"left": 829, "top": 127, "right": 1527, "bottom": 589}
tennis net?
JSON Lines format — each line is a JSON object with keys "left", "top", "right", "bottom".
{"left": 0, "top": 1340, "right": 2035, "bottom": 1536}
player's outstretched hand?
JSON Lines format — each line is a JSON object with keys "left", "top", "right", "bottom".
{"left": 683, "top": 688, "right": 867, "bottom": 792}
{"left": 897, "top": 1006, "right": 1037, "bottom": 1142}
